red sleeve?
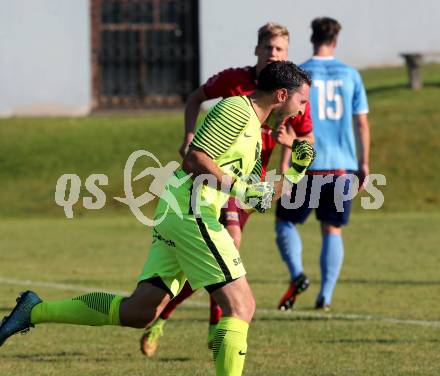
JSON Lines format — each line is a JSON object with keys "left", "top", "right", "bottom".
{"left": 203, "top": 68, "right": 236, "bottom": 99}
{"left": 287, "top": 102, "right": 313, "bottom": 136}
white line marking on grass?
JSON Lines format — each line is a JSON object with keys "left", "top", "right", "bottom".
{"left": 2, "top": 276, "right": 440, "bottom": 329}
{"left": 256, "top": 309, "right": 440, "bottom": 328}
{"left": 0, "top": 277, "right": 129, "bottom": 296}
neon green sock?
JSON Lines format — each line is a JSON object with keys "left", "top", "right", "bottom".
{"left": 30, "top": 293, "right": 124, "bottom": 326}
{"left": 212, "top": 317, "right": 249, "bottom": 376}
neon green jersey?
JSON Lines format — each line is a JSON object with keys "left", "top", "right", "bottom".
{"left": 155, "top": 95, "right": 263, "bottom": 219}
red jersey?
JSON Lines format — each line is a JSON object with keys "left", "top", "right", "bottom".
{"left": 203, "top": 66, "right": 313, "bottom": 177}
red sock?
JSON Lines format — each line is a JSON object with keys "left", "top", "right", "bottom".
{"left": 209, "top": 295, "right": 223, "bottom": 324}
{"left": 160, "top": 281, "right": 195, "bottom": 320}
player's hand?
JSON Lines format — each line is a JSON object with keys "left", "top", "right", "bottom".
{"left": 357, "top": 162, "right": 369, "bottom": 192}
{"left": 272, "top": 122, "right": 297, "bottom": 147}
{"left": 178, "top": 133, "right": 194, "bottom": 158}
{"left": 230, "top": 180, "right": 275, "bottom": 213}
{"left": 284, "top": 139, "right": 316, "bottom": 184}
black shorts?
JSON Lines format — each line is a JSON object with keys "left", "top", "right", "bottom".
{"left": 276, "top": 172, "right": 356, "bottom": 227}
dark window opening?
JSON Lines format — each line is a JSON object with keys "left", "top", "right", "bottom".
{"left": 91, "top": 0, "right": 199, "bottom": 109}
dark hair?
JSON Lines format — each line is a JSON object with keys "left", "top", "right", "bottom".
{"left": 310, "top": 17, "right": 341, "bottom": 46}
{"left": 257, "top": 61, "right": 311, "bottom": 92}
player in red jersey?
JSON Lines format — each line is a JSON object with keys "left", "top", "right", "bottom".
{"left": 140, "top": 22, "right": 314, "bottom": 357}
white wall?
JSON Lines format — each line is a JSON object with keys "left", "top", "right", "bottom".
{"left": 199, "top": 0, "right": 440, "bottom": 84}
{"left": 1, "top": 0, "right": 438, "bottom": 116}
{"left": 0, "top": 0, "right": 91, "bottom": 117}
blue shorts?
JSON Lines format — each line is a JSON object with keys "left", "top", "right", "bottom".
{"left": 276, "top": 173, "right": 356, "bottom": 227}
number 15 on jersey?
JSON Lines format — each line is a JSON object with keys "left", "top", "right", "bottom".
{"left": 314, "top": 80, "right": 344, "bottom": 121}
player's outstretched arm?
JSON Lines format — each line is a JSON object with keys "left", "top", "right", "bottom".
{"left": 179, "top": 87, "right": 209, "bottom": 157}
{"left": 354, "top": 113, "right": 370, "bottom": 191}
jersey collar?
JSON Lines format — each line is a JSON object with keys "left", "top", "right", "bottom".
{"left": 312, "top": 56, "right": 335, "bottom": 61}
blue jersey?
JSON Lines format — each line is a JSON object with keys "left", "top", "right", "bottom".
{"left": 300, "top": 57, "right": 369, "bottom": 171}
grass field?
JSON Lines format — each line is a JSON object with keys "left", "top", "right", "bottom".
{"left": 1, "top": 213, "right": 440, "bottom": 375}
{"left": 1, "top": 65, "right": 440, "bottom": 375}
{"left": 1, "top": 65, "right": 439, "bottom": 216}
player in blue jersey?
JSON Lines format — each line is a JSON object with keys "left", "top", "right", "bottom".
{"left": 276, "top": 17, "right": 370, "bottom": 311}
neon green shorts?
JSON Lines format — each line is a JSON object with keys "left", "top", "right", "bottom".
{"left": 138, "top": 212, "right": 246, "bottom": 296}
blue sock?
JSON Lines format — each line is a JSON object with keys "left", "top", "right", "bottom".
{"left": 275, "top": 220, "right": 303, "bottom": 280}
{"left": 319, "top": 233, "right": 344, "bottom": 305}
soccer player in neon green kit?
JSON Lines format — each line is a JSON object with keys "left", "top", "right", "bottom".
{"left": 140, "top": 22, "right": 314, "bottom": 357}
{"left": 0, "top": 61, "right": 315, "bottom": 376}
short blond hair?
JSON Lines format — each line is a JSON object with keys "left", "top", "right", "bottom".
{"left": 257, "top": 22, "right": 290, "bottom": 45}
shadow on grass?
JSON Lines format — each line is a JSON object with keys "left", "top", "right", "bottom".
{"left": 338, "top": 279, "right": 440, "bottom": 286}
{"left": 252, "top": 316, "right": 333, "bottom": 323}
{"left": 157, "top": 356, "right": 192, "bottom": 362}
{"left": 166, "top": 315, "right": 334, "bottom": 323}
{"left": 367, "top": 82, "right": 440, "bottom": 95}
{"left": 248, "top": 278, "right": 440, "bottom": 286}
{"left": 367, "top": 83, "right": 408, "bottom": 95}
{"left": 0, "top": 351, "right": 141, "bottom": 363}
{"left": 425, "top": 81, "right": 440, "bottom": 88}
{"left": 320, "top": 338, "right": 440, "bottom": 345}
{"left": 0, "top": 351, "right": 86, "bottom": 362}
